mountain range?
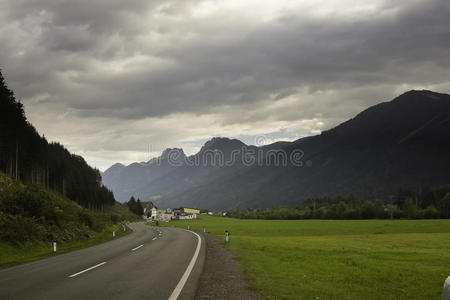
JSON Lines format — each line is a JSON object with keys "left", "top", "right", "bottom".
{"left": 102, "top": 90, "right": 450, "bottom": 210}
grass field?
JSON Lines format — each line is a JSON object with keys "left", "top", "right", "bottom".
{"left": 163, "top": 216, "right": 450, "bottom": 299}
{"left": 0, "top": 223, "right": 130, "bottom": 268}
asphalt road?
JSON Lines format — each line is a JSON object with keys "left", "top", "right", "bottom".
{"left": 0, "top": 223, "right": 205, "bottom": 300}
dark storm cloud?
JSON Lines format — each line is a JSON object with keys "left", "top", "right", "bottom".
{"left": 81, "top": 0, "right": 450, "bottom": 117}
{"left": 0, "top": 0, "right": 449, "bottom": 169}
{"left": 2, "top": 0, "right": 450, "bottom": 118}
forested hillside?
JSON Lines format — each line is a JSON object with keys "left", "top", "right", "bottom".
{"left": 0, "top": 70, "right": 141, "bottom": 266}
{"left": 0, "top": 171, "right": 134, "bottom": 244}
{"left": 0, "top": 70, "right": 114, "bottom": 209}
{"left": 0, "top": 170, "right": 139, "bottom": 267}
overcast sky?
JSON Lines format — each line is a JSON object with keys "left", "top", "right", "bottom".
{"left": 1, "top": 0, "right": 449, "bottom": 171}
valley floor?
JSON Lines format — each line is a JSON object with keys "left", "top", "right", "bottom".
{"left": 164, "top": 216, "right": 450, "bottom": 299}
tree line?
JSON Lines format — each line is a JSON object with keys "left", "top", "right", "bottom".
{"left": 126, "top": 196, "right": 144, "bottom": 216}
{"left": 0, "top": 70, "right": 115, "bottom": 210}
{"left": 228, "top": 186, "right": 450, "bottom": 220}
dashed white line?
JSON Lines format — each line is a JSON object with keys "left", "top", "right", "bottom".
{"left": 68, "top": 262, "right": 107, "bottom": 278}
{"left": 152, "top": 237, "right": 157, "bottom": 241}
{"left": 131, "top": 244, "right": 144, "bottom": 251}
{"left": 168, "top": 230, "right": 202, "bottom": 300}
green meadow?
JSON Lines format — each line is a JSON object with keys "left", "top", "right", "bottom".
{"left": 164, "top": 216, "right": 450, "bottom": 299}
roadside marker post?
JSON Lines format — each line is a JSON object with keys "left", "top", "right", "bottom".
{"left": 225, "top": 230, "right": 229, "bottom": 243}
{"left": 187, "top": 225, "right": 190, "bottom": 230}
{"left": 53, "top": 242, "right": 57, "bottom": 252}
{"left": 112, "top": 231, "right": 115, "bottom": 237}
{"left": 203, "top": 227, "right": 206, "bottom": 232}
{"left": 122, "top": 224, "right": 126, "bottom": 232}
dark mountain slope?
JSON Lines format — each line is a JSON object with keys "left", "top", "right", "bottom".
{"left": 103, "top": 90, "right": 450, "bottom": 210}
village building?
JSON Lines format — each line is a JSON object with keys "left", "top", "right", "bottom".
{"left": 182, "top": 208, "right": 200, "bottom": 214}
{"left": 171, "top": 207, "right": 199, "bottom": 220}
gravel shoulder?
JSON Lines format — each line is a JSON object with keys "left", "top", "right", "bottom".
{"left": 195, "top": 233, "right": 261, "bottom": 300}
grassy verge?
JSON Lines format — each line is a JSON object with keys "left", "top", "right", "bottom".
{"left": 162, "top": 216, "right": 450, "bottom": 299}
{"left": 0, "top": 171, "right": 140, "bottom": 268}
{"left": 0, "top": 223, "right": 130, "bottom": 268}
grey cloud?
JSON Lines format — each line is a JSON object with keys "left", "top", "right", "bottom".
{"left": 3, "top": 0, "right": 450, "bottom": 119}
{"left": 91, "top": 0, "right": 450, "bottom": 117}
{"left": 1, "top": 0, "right": 450, "bottom": 169}
{"left": 6, "top": 0, "right": 166, "bottom": 33}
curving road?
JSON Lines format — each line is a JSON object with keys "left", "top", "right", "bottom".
{"left": 0, "top": 223, "right": 205, "bottom": 300}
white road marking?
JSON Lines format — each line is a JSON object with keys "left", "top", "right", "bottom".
{"left": 152, "top": 237, "right": 157, "bottom": 241}
{"left": 168, "top": 230, "right": 202, "bottom": 300}
{"left": 68, "top": 262, "right": 107, "bottom": 278}
{"left": 131, "top": 244, "right": 144, "bottom": 251}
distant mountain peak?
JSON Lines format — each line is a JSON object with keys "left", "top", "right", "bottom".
{"left": 111, "top": 162, "right": 125, "bottom": 168}
{"left": 402, "top": 89, "right": 439, "bottom": 95}
{"left": 160, "top": 148, "right": 186, "bottom": 160}
{"left": 394, "top": 90, "right": 446, "bottom": 103}
{"left": 103, "top": 162, "right": 126, "bottom": 175}
{"left": 145, "top": 148, "right": 186, "bottom": 164}
{"left": 200, "top": 137, "right": 246, "bottom": 153}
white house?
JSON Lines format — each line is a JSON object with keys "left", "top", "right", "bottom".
{"left": 151, "top": 207, "right": 157, "bottom": 220}
{"left": 178, "top": 213, "right": 196, "bottom": 220}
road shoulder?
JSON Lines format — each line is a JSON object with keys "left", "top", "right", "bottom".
{"left": 195, "top": 233, "right": 261, "bottom": 300}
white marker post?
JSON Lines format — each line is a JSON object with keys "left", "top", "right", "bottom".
{"left": 187, "top": 225, "right": 190, "bottom": 230}
{"left": 225, "top": 230, "right": 229, "bottom": 243}
{"left": 203, "top": 227, "right": 206, "bottom": 233}
{"left": 53, "top": 241, "right": 57, "bottom": 252}
{"left": 122, "top": 224, "right": 126, "bottom": 232}
{"left": 112, "top": 231, "right": 115, "bottom": 237}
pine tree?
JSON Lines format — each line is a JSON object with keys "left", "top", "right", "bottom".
{"left": 136, "top": 199, "right": 144, "bottom": 216}
{"left": 127, "top": 197, "right": 138, "bottom": 214}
